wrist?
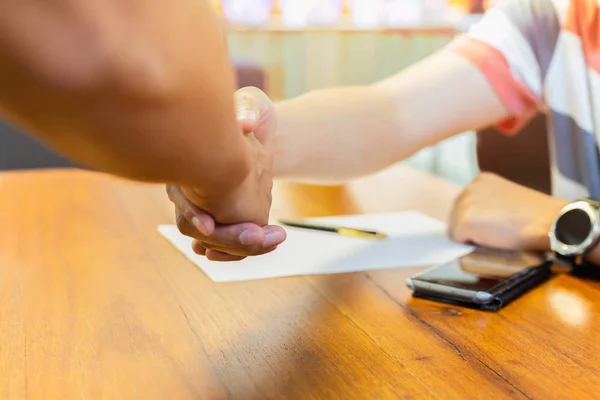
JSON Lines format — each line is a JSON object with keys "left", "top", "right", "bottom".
{"left": 182, "top": 134, "right": 271, "bottom": 226}
{"left": 526, "top": 197, "right": 569, "bottom": 251}
{"left": 270, "top": 102, "right": 292, "bottom": 179}
{"left": 188, "top": 133, "right": 254, "bottom": 195}
{"left": 181, "top": 175, "right": 252, "bottom": 225}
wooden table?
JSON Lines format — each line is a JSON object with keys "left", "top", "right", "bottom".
{"left": 1, "top": 164, "right": 599, "bottom": 399}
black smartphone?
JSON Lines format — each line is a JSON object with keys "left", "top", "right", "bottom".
{"left": 406, "top": 247, "right": 553, "bottom": 310}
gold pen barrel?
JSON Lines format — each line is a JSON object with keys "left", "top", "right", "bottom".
{"left": 336, "top": 228, "right": 388, "bottom": 239}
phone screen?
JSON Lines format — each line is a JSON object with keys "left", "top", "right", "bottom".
{"left": 413, "top": 248, "right": 546, "bottom": 292}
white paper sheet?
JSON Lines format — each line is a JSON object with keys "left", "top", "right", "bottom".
{"left": 158, "top": 211, "right": 473, "bottom": 282}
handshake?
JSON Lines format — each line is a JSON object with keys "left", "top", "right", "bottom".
{"left": 166, "top": 87, "right": 287, "bottom": 262}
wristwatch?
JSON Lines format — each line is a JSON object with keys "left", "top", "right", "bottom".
{"left": 549, "top": 199, "right": 600, "bottom": 266}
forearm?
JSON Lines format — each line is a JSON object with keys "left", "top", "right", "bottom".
{"left": 271, "top": 86, "right": 405, "bottom": 182}
{"left": 520, "top": 196, "right": 600, "bottom": 267}
{"left": 0, "top": 86, "right": 252, "bottom": 193}
{"left": 0, "top": 0, "right": 250, "bottom": 195}
{"left": 271, "top": 52, "right": 509, "bottom": 183}
{"left": 1, "top": 88, "right": 252, "bottom": 194}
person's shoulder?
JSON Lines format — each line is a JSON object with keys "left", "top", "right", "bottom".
{"left": 481, "top": 0, "right": 560, "bottom": 29}
{"left": 562, "top": 0, "right": 599, "bottom": 33}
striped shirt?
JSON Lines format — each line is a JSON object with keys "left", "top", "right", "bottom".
{"left": 448, "top": 0, "right": 600, "bottom": 200}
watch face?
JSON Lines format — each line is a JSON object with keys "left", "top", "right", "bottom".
{"left": 555, "top": 208, "right": 592, "bottom": 246}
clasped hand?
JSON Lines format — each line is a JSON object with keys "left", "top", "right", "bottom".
{"left": 167, "top": 87, "right": 286, "bottom": 262}
{"left": 168, "top": 89, "right": 568, "bottom": 263}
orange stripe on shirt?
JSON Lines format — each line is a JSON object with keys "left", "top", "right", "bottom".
{"left": 448, "top": 36, "right": 538, "bottom": 134}
{"left": 564, "top": 0, "right": 600, "bottom": 74}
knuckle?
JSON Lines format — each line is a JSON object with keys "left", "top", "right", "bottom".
{"left": 175, "top": 212, "right": 187, "bottom": 230}
{"left": 451, "top": 225, "right": 469, "bottom": 243}
{"left": 181, "top": 207, "right": 195, "bottom": 222}
{"left": 171, "top": 198, "right": 196, "bottom": 222}
{"left": 165, "top": 184, "right": 176, "bottom": 201}
{"left": 240, "top": 86, "right": 263, "bottom": 97}
{"left": 448, "top": 226, "right": 460, "bottom": 241}
{"left": 448, "top": 220, "right": 463, "bottom": 241}
{"left": 236, "top": 89, "right": 257, "bottom": 104}
{"left": 193, "top": 246, "right": 206, "bottom": 256}
{"left": 460, "top": 208, "right": 473, "bottom": 223}
{"left": 458, "top": 212, "right": 476, "bottom": 234}
{"left": 176, "top": 212, "right": 198, "bottom": 238}
{"left": 452, "top": 193, "right": 468, "bottom": 211}
{"left": 167, "top": 185, "right": 191, "bottom": 212}
{"left": 450, "top": 211, "right": 472, "bottom": 238}
{"left": 236, "top": 86, "right": 269, "bottom": 110}
{"left": 191, "top": 240, "right": 207, "bottom": 255}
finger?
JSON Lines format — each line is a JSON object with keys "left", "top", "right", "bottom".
{"left": 199, "top": 241, "right": 279, "bottom": 257}
{"left": 193, "top": 240, "right": 252, "bottom": 260}
{"left": 235, "top": 87, "right": 273, "bottom": 136}
{"left": 206, "top": 249, "right": 247, "bottom": 262}
{"left": 199, "top": 241, "right": 258, "bottom": 256}
{"left": 175, "top": 206, "right": 215, "bottom": 240}
{"left": 263, "top": 225, "right": 287, "bottom": 247}
{"left": 448, "top": 193, "right": 466, "bottom": 241}
{"left": 450, "top": 209, "right": 477, "bottom": 245}
{"left": 192, "top": 240, "right": 207, "bottom": 256}
{"left": 176, "top": 209, "right": 202, "bottom": 239}
{"left": 449, "top": 222, "right": 467, "bottom": 243}
{"left": 235, "top": 88, "right": 260, "bottom": 133}
{"left": 448, "top": 187, "right": 470, "bottom": 238}
{"left": 191, "top": 222, "right": 266, "bottom": 247}
{"left": 196, "top": 223, "right": 286, "bottom": 250}
{"left": 448, "top": 200, "right": 462, "bottom": 240}
{"left": 448, "top": 208, "right": 466, "bottom": 243}
{"left": 166, "top": 184, "right": 215, "bottom": 236}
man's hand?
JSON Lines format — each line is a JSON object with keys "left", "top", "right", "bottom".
{"left": 180, "top": 131, "right": 273, "bottom": 226}
{"left": 167, "top": 87, "right": 285, "bottom": 261}
{"left": 449, "top": 172, "right": 567, "bottom": 251}
{"left": 167, "top": 182, "right": 285, "bottom": 262}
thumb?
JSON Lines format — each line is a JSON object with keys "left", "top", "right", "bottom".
{"left": 235, "top": 86, "right": 268, "bottom": 134}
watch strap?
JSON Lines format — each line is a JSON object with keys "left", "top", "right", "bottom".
{"left": 553, "top": 253, "right": 581, "bottom": 267}
{"left": 582, "top": 198, "right": 600, "bottom": 211}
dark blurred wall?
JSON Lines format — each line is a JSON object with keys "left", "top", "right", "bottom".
{"left": 0, "top": 120, "right": 76, "bottom": 170}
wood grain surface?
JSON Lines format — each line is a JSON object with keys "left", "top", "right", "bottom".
{"left": 0, "top": 164, "right": 594, "bottom": 399}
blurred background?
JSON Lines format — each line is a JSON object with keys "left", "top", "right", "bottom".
{"left": 0, "top": 0, "right": 500, "bottom": 184}
{"left": 221, "top": 0, "right": 499, "bottom": 184}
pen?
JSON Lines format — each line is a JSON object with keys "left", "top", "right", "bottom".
{"left": 278, "top": 220, "right": 388, "bottom": 239}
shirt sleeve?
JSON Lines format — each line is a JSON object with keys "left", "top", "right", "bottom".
{"left": 446, "top": 0, "right": 561, "bottom": 134}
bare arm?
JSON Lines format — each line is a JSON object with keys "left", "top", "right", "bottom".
{"left": 0, "top": 0, "right": 250, "bottom": 196}
{"left": 272, "top": 51, "right": 510, "bottom": 182}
